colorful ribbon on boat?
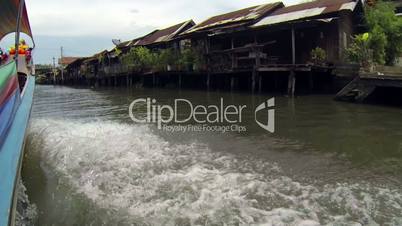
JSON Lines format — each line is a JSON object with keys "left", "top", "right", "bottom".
{"left": 0, "top": 61, "right": 21, "bottom": 147}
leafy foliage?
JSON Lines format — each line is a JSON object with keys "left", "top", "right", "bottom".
{"left": 178, "top": 48, "right": 196, "bottom": 70}
{"left": 310, "top": 47, "right": 327, "bottom": 65}
{"left": 364, "top": 0, "right": 402, "bottom": 65}
{"left": 178, "top": 47, "right": 205, "bottom": 71}
{"left": 97, "top": 53, "right": 108, "bottom": 65}
{"left": 155, "top": 48, "right": 179, "bottom": 71}
{"left": 114, "top": 48, "right": 122, "bottom": 57}
{"left": 345, "top": 33, "right": 373, "bottom": 68}
{"left": 120, "top": 47, "right": 156, "bottom": 72}
{"left": 120, "top": 46, "right": 205, "bottom": 72}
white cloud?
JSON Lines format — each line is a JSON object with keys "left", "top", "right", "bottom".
{"left": 18, "top": 0, "right": 305, "bottom": 63}
{"left": 27, "top": 0, "right": 304, "bottom": 38}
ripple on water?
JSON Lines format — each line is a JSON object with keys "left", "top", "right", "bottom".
{"left": 27, "top": 119, "right": 402, "bottom": 226}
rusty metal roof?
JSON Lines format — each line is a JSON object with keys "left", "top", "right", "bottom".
{"left": 83, "top": 50, "right": 109, "bottom": 63}
{"left": 58, "top": 57, "right": 81, "bottom": 66}
{"left": 134, "top": 20, "right": 195, "bottom": 46}
{"left": 184, "top": 2, "right": 283, "bottom": 34}
{"left": 253, "top": 0, "right": 360, "bottom": 27}
{"left": 65, "top": 57, "right": 88, "bottom": 68}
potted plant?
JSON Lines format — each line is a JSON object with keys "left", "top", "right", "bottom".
{"left": 345, "top": 33, "right": 374, "bottom": 72}
{"left": 310, "top": 47, "right": 327, "bottom": 66}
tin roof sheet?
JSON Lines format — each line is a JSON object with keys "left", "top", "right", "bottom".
{"left": 135, "top": 20, "right": 194, "bottom": 46}
{"left": 253, "top": 0, "right": 359, "bottom": 27}
{"left": 184, "top": 2, "right": 283, "bottom": 34}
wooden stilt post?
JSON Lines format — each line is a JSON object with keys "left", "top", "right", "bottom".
{"left": 291, "top": 26, "right": 296, "bottom": 66}
{"left": 258, "top": 75, "right": 262, "bottom": 93}
{"left": 140, "top": 75, "right": 144, "bottom": 87}
{"left": 230, "top": 76, "right": 235, "bottom": 91}
{"left": 274, "top": 74, "right": 278, "bottom": 91}
{"left": 126, "top": 75, "right": 129, "bottom": 87}
{"left": 288, "top": 71, "right": 296, "bottom": 96}
{"left": 231, "top": 38, "right": 235, "bottom": 70}
{"left": 252, "top": 70, "right": 257, "bottom": 93}
{"left": 292, "top": 72, "right": 296, "bottom": 96}
{"left": 288, "top": 26, "right": 296, "bottom": 97}
{"left": 206, "top": 73, "right": 211, "bottom": 90}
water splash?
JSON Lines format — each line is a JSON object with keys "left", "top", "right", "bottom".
{"left": 27, "top": 119, "right": 402, "bottom": 225}
{"left": 16, "top": 180, "right": 37, "bottom": 226}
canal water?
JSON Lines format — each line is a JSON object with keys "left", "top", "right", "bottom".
{"left": 22, "top": 85, "right": 402, "bottom": 225}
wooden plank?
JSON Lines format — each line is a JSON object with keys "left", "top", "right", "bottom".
{"left": 258, "top": 67, "right": 293, "bottom": 72}
{"left": 208, "top": 41, "right": 276, "bottom": 54}
{"left": 361, "top": 78, "right": 402, "bottom": 88}
{"left": 335, "top": 76, "right": 359, "bottom": 101}
{"left": 258, "top": 66, "right": 311, "bottom": 72}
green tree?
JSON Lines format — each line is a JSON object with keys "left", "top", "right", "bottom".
{"left": 156, "top": 48, "right": 178, "bottom": 71}
{"left": 365, "top": 0, "right": 402, "bottom": 65}
{"left": 178, "top": 47, "right": 205, "bottom": 71}
{"left": 120, "top": 47, "right": 156, "bottom": 72}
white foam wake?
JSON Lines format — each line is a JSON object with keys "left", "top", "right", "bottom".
{"left": 28, "top": 119, "right": 402, "bottom": 225}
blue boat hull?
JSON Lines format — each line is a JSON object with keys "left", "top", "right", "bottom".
{"left": 0, "top": 75, "right": 35, "bottom": 226}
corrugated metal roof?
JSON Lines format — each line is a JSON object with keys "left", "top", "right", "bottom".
{"left": 114, "top": 20, "right": 194, "bottom": 49}
{"left": 65, "top": 57, "right": 88, "bottom": 68}
{"left": 116, "top": 40, "right": 131, "bottom": 48}
{"left": 83, "top": 50, "right": 109, "bottom": 63}
{"left": 184, "top": 2, "right": 283, "bottom": 34}
{"left": 58, "top": 57, "right": 81, "bottom": 66}
{"left": 135, "top": 20, "right": 195, "bottom": 46}
{"left": 253, "top": 0, "right": 360, "bottom": 27}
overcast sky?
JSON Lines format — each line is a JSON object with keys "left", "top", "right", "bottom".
{"left": 1, "top": 0, "right": 304, "bottom": 64}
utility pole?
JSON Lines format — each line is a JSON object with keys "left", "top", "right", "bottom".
{"left": 53, "top": 57, "right": 56, "bottom": 84}
{"left": 60, "top": 46, "right": 64, "bottom": 83}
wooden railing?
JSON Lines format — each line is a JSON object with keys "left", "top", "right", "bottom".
{"left": 100, "top": 65, "right": 129, "bottom": 75}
